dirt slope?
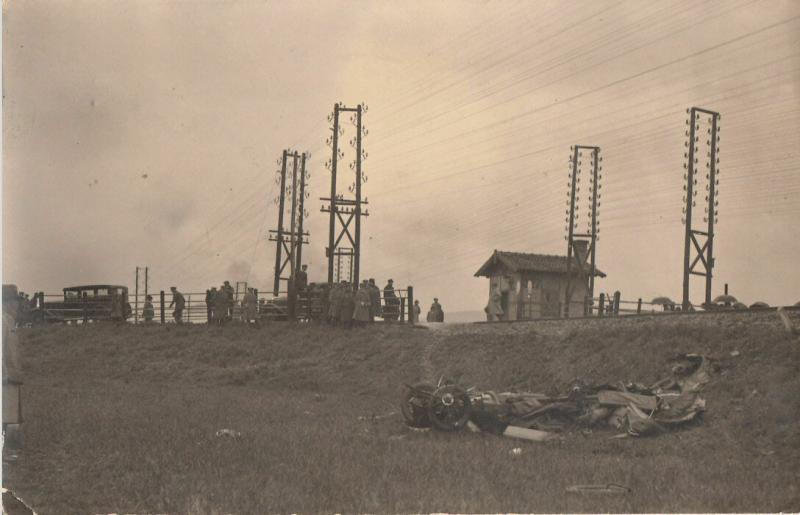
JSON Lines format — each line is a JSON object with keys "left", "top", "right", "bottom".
{"left": 7, "top": 309, "right": 800, "bottom": 513}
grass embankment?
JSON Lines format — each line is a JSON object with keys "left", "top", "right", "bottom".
{"left": 6, "top": 311, "right": 800, "bottom": 513}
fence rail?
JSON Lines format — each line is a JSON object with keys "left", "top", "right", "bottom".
{"left": 32, "top": 284, "right": 417, "bottom": 325}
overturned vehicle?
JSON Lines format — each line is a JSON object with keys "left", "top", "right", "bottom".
{"left": 401, "top": 354, "right": 713, "bottom": 440}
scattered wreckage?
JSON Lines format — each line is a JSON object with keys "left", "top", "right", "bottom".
{"left": 401, "top": 353, "right": 714, "bottom": 441}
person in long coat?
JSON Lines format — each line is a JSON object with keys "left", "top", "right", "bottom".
{"left": 485, "top": 288, "right": 504, "bottom": 321}
{"left": 412, "top": 300, "right": 421, "bottom": 323}
{"left": 328, "top": 283, "right": 341, "bottom": 324}
{"left": 383, "top": 279, "right": 399, "bottom": 321}
{"left": 142, "top": 295, "right": 155, "bottom": 323}
{"left": 242, "top": 288, "right": 258, "bottom": 325}
{"left": 214, "top": 287, "right": 229, "bottom": 326}
{"left": 338, "top": 282, "right": 355, "bottom": 328}
{"left": 368, "top": 278, "right": 382, "bottom": 322}
{"left": 353, "top": 281, "right": 371, "bottom": 326}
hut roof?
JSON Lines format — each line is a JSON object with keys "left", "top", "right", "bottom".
{"left": 474, "top": 250, "right": 606, "bottom": 278}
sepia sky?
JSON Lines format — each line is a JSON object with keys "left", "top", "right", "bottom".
{"left": 3, "top": 0, "right": 799, "bottom": 313}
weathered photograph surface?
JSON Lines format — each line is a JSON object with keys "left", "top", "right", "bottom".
{"left": 2, "top": 0, "right": 799, "bottom": 513}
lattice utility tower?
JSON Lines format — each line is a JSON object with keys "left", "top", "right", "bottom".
{"left": 563, "top": 145, "right": 602, "bottom": 317}
{"left": 333, "top": 247, "right": 354, "bottom": 283}
{"left": 321, "top": 102, "right": 369, "bottom": 286}
{"left": 682, "top": 107, "right": 720, "bottom": 311}
{"left": 269, "top": 149, "right": 309, "bottom": 296}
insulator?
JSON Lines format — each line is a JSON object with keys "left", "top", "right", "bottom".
{"left": 685, "top": 141, "right": 689, "bottom": 147}
{"left": 714, "top": 200, "right": 719, "bottom": 206}
{"left": 682, "top": 206, "right": 686, "bottom": 213}
{"left": 598, "top": 201, "right": 601, "bottom": 207}
{"left": 570, "top": 146, "right": 574, "bottom": 151}
{"left": 684, "top": 153, "right": 688, "bottom": 158}
{"left": 363, "top": 128, "right": 369, "bottom": 136}
{"left": 683, "top": 185, "right": 687, "bottom": 191}
{"left": 714, "top": 210, "right": 718, "bottom": 216}
{"left": 565, "top": 209, "right": 570, "bottom": 215}
{"left": 692, "top": 201, "right": 696, "bottom": 207}
{"left": 338, "top": 128, "right": 344, "bottom": 136}
{"left": 681, "top": 217, "right": 686, "bottom": 225}
{"left": 703, "top": 217, "right": 708, "bottom": 223}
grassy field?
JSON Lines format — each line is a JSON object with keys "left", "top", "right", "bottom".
{"left": 4, "top": 311, "right": 800, "bottom": 513}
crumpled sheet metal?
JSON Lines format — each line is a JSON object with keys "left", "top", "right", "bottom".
{"left": 401, "top": 354, "right": 712, "bottom": 439}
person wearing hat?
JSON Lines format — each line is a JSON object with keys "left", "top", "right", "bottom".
{"left": 338, "top": 281, "right": 355, "bottom": 328}
{"left": 168, "top": 286, "right": 185, "bottom": 324}
{"left": 142, "top": 294, "right": 155, "bottom": 323}
{"left": 383, "top": 279, "right": 398, "bottom": 322}
{"left": 295, "top": 265, "right": 308, "bottom": 292}
{"left": 3, "top": 284, "right": 24, "bottom": 462}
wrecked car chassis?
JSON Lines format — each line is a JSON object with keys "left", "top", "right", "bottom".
{"left": 401, "top": 355, "right": 711, "bottom": 438}
{"left": 401, "top": 380, "right": 595, "bottom": 434}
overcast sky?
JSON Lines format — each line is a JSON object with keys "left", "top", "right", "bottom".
{"left": 3, "top": 0, "right": 799, "bottom": 312}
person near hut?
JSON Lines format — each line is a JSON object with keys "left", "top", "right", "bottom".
{"left": 427, "top": 298, "right": 444, "bottom": 322}
{"left": 3, "top": 285, "right": 24, "bottom": 463}
{"left": 143, "top": 295, "right": 155, "bottom": 323}
{"left": 413, "top": 300, "right": 421, "bottom": 323}
{"left": 205, "top": 288, "right": 215, "bottom": 324}
{"left": 383, "top": 279, "right": 399, "bottom": 321}
{"left": 169, "top": 286, "right": 185, "bottom": 324}
{"left": 485, "top": 288, "right": 504, "bottom": 321}
{"left": 353, "top": 281, "right": 372, "bottom": 327}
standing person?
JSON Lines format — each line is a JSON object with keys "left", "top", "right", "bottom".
{"left": 214, "top": 286, "right": 229, "bottom": 326}
{"left": 242, "top": 288, "right": 258, "bottom": 326}
{"left": 413, "top": 300, "right": 421, "bottom": 323}
{"left": 383, "top": 279, "right": 399, "bottom": 322}
{"left": 169, "top": 286, "right": 185, "bottom": 324}
{"left": 295, "top": 265, "right": 308, "bottom": 292}
{"left": 353, "top": 282, "right": 371, "bottom": 327}
{"left": 339, "top": 281, "right": 355, "bottom": 329}
{"left": 222, "top": 281, "right": 235, "bottom": 321}
{"left": 3, "top": 285, "right": 24, "bottom": 464}
{"left": 205, "top": 288, "right": 215, "bottom": 324}
{"left": 485, "top": 288, "right": 504, "bottom": 321}
{"left": 142, "top": 295, "right": 155, "bottom": 323}
{"left": 433, "top": 298, "right": 445, "bottom": 322}
{"left": 368, "top": 278, "right": 381, "bottom": 323}
{"left": 328, "top": 282, "right": 340, "bottom": 325}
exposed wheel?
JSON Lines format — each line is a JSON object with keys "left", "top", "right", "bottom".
{"left": 427, "top": 384, "right": 471, "bottom": 432}
{"left": 401, "top": 383, "right": 435, "bottom": 428}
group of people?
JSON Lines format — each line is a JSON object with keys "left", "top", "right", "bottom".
{"left": 163, "top": 271, "right": 445, "bottom": 326}
{"left": 324, "top": 278, "right": 401, "bottom": 327}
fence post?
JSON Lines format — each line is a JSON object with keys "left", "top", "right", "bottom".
{"left": 400, "top": 297, "right": 406, "bottom": 323}
{"left": 598, "top": 293, "right": 605, "bottom": 317}
{"left": 160, "top": 290, "right": 166, "bottom": 324}
{"left": 583, "top": 295, "right": 590, "bottom": 316}
{"left": 187, "top": 294, "right": 191, "bottom": 324}
{"left": 408, "top": 286, "right": 414, "bottom": 325}
{"left": 613, "top": 291, "right": 621, "bottom": 315}
{"left": 637, "top": 298, "right": 642, "bottom": 314}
